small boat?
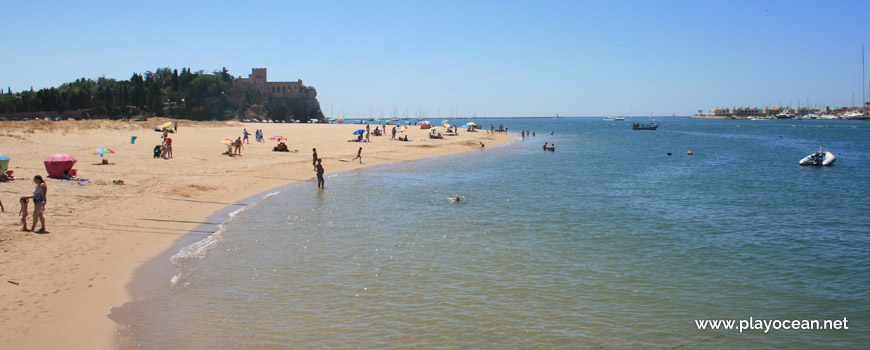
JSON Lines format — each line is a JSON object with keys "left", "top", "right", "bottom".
{"left": 604, "top": 116, "right": 615, "bottom": 121}
{"left": 799, "top": 148, "right": 836, "bottom": 166}
{"left": 775, "top": 111, "right": 797, "bottom": 119}
{"left": 632, "top": 122, "right": 658, "bottom": 130}
{"left": 632, "top": 115, "right": 658, "bottom": 130}
{"left": 841, "top": 111, "right": 867, "bottom": 120}
{"left": 614, "top": 116, "right": 625, "bottom": 121}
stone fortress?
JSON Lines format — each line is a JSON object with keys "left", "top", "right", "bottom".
{"left": 231, "top": 68, "right": 324, "bottom": 122}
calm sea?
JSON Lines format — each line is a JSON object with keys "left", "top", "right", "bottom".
{"left": 112, "top": 118, "right": 870, "bottom": 349}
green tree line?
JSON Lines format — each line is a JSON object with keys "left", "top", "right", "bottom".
{"left": 0, "top": 67, "right": 239, "bottom": 120}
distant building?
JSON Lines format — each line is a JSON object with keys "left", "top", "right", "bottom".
{"left": 230, "top": 68, "right": 323, "bottom": 122}
{"left": 230, "top": 68, "right": 316, "bottom": 99}
{"left": 731, "top": 107, "right": 761, "bottom": 117}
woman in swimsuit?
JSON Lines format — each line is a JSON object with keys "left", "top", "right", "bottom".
{"left": 30, "top": 175, "right": 47, "bottom": 233}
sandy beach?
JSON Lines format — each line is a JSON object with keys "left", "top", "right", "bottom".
{"left": 0, "top": 119, "right": 512, "bottom": 349}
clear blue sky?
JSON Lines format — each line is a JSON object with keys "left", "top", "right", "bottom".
{"left": 2, "top": 0, "right": 869, "bottom": 117}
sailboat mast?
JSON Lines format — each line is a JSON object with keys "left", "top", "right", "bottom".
{"left": 863, "top": 44, "right": 866, "bottom": 108}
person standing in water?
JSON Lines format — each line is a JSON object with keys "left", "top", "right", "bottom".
{"left": 315, "top": 159, "right": 325, "bottom": 188}
{"left": 543, "top": 142, "right": 548, "bottom": 150}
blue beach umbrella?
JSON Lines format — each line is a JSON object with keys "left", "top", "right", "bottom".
{"left": 353, "top": 129, "right": 365, "bottom": 135}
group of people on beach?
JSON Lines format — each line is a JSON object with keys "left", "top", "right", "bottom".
{"left": 245, "top": 129, "right": 268, "bottom": 143}
{"left": 156, "top": 128, "right": 173, "bottom": 159}
{"left": 0, "top": 175, "right": 48, "bottom": 233}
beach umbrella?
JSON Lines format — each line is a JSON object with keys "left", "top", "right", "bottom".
{"left": 465, "top": 122, "right": 477, "bottom": 126}
{"left": 416, "top": 120, "right": 430, "bottom": 125}
{"left": 159, "top": 121, "right": 173, "bottom": 129}
{"left": 441, "top": 120, "right": 449, "bottom": 124}
{"left": 336, "top": 118, "right": 344, "bottom": 123}
{"left": 92, "top": 148, "right": 115, "bottom": 159}
{"left": 398, "top": 125, "right": 408, "bottom": 132}
{"left": 44, "top": 153, "right": 77, "bottom": 179}
{"left": 442, "top": 123, "right": 451, "bottom": 128}
{"left": 269, "top": 135, "right": 287, "bottom": 141}
{"left": 353, "top": 129, "right": 365, "bottom": 135}
{"left": 92, "top": 148, "right": 115, "bottom": 156}
{"left": 219, "top": 139, "right": 234, "bottom": 144}
{"left": 0, "top": 154, "right": 8, "bottom": 172}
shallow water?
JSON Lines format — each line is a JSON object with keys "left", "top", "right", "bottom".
{"left": 113, "top": 118, "right": 870, "bottom": 349}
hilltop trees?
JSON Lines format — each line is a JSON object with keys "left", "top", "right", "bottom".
{"left": 0, "top": 67, "right": 237, "bottom": 120}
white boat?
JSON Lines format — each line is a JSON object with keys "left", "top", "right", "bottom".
{"left": 841, "top": 111, "right": 866, "bottom": 119}
{"left": 775, "top": 111, "right": 797, "bottom": 119}
{"left": 799, "top": 148, "right": 836, "bottom": 166}
{"left": 604, "top": 116, "right": 615, "bottom": 121}
{"left": 614, "top": 116, "right": 625, "bottom": 121}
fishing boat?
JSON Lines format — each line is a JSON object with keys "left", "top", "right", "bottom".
{"left": 604, "top": 116, "right": 615, "bottom": 121}
{"left": 799, "top": 148, "right": 836, "bottom": 166}
{"left": 632, "top": 115, "right": 658, "bottom": 130}
{"left": 614, "top": 116, "right": 625, "bottom": 121}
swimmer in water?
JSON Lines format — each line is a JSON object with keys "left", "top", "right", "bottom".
{"left": 449, "top": 196, "right": 462, "bottom": 203}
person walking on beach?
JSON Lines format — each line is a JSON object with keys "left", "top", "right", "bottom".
{"left": 243, "top": 129, "right": 250, "bottom": 144}
{"left": 391, "top": 126, "right": 397, "bottom": 140}
{"left": 234, "top": 137, "right": 243, "bottom": 156}
{"left": 19, "top": 197, "right": 28, "bottom": 231}
{"left": 352, "top": 147, "right": 363, "bottom": 163}
{"left": 315, "top": 159, "right": 325, "bottom": 188}
{"left": 174, "top": 121, "right": 178, "bottom": 133}
{"left": 312, "top": 148, "right": 318, "bottom": 170}
{"left": 166, "top": 137, "right": 173, "bottom": 159}
{"left": 28, "top": 175, "right": 47, "bottom": 233}
{"left": 161, "top": 138, "right": 169, "bottom": 159}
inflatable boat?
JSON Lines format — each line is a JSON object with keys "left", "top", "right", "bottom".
{"left": 799, "top": 148, "right": 836, "bottom": 166}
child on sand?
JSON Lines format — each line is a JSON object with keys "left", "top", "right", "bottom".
{"left": 352, "top": 147, "right": 363, "bottom": 163}
{"left": 19, "top": 197, "right": 28, "bottom": 231}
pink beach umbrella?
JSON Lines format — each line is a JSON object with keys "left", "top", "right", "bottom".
{"left": 44, "top": 153, "right": 77, "bottom": 178}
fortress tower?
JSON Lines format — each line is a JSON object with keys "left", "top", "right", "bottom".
{"left": 231, "top": 68, "right": 323, "bottom": 121}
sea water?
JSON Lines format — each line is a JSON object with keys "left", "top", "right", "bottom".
{"left": 112, "top": 118, "right": 870, "bottom": 349}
